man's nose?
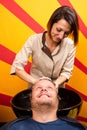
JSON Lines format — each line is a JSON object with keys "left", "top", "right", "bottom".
{"left": 41, "top": 87, "right": 47, "bottom": 91}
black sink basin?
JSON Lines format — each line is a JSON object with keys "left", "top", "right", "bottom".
{"left": 11, "top": 88, "right": 82, "bottom": 118}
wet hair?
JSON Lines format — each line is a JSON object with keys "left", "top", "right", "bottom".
{"left": 47, "top": 6, "right": 79, "bottom": 45}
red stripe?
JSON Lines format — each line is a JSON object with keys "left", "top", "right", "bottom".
{"left": 65, "top": 84, "right": 87, "bottom": 102}
{"left": 0, "top": 44, "right": 31, "bottom": 73}
{"left": 75, "top": 58, "right": 87, "bottom": 74}
{"left": 0, "top": 44, "right": 15, "bottom": 65}
{"left": 58, "top": 0, "right": 87, "bottom": 38}
{"left": 77, "top": 116, "right": 87, "bottom": 123}
{"left": 0, "top": 93, "right": 11, "bottom": 107}
{"left": 0, "top": 0, "right": 44, "bottom": 33}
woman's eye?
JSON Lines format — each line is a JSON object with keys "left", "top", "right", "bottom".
{"left": 65, "top": 32, "right": 68, "bottom": 36}
{"left": 65, "top": 31, "right": 70, "bottom": 36}
{"left": 56, "top": 28, "right": 61, "bottom": 32}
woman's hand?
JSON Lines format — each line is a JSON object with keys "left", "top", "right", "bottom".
{"left": 53, "top": 80, "right": 59, "bottom": 88}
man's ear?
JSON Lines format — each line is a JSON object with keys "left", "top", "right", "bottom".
{"left": 29, "top": 88, "right": 32, "bottom": 102}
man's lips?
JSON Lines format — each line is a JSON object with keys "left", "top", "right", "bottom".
{"left": 38, "top": 93, "right": 50, "bottom": 98}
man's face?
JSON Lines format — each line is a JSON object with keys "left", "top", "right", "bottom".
{"left": 31, "top": 79, "right": 58, "bottom": 108}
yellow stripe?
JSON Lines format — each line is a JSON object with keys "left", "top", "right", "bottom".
{"left": 0, "top": 105, "right": 16, "bottom": 122}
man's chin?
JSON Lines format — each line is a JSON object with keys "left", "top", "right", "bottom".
{"left": 37, "top": 99, "right": 52, "bottom": 106}
{"left": 39, "top": 102, "right": 51, "bottom": 106}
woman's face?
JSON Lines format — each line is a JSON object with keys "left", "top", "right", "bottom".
{"left": 50, "top": 19, "right": 71, "bottom": 43}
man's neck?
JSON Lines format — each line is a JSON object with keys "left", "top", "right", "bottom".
{"left": 32, "top": 106, "right": 58, "bottom": 123}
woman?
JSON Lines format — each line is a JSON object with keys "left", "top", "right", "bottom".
{"left": 10, "top": 6, "right": 79, "bottom": 88}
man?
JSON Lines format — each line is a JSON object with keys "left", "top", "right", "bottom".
{"left": 31, "top": 78, "right": 58, "bottom": 123}
{"left": 0, "top": 78, "right": 86, "bottom": 130}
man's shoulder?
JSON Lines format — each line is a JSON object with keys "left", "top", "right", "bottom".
{"left": 60, "top": 116, "right": 87, "bottom": 130}
{"left": 0, "top": 116, "right": 30, "bottom": 130}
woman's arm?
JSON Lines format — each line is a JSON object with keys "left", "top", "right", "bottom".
{"left": 54, "top": 43, "right": 76, "bottom": 88}
{"left": 15, "top": 68, "right": 37, "bottom": 85}
{"left": 53, "top": 75, "right": 67, "bottom": 88}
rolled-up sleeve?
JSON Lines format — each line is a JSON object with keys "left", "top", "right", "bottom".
{"left": 60, "top": 45, "right": 76, "bottom": 79}
{"left": 10, "top": 37, "right": 33, "bottom": 75}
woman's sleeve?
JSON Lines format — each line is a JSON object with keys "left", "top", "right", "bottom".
{"left": 60, "top": 44, "right": 76, "bottom": 80}
{"left": 10, "top": 37, "right": 33, "bottom": 75}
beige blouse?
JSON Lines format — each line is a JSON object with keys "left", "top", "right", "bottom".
{"left": 10, "top": 32, "right": 76, "bottom": 81}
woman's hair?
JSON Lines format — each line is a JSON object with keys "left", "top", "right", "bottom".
{"left": 47, "top": 6, "right": 79, "bottom": 45}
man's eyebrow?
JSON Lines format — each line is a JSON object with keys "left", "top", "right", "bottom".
{"left": 32, "top": 77, "right": 56, "bottom": 90}
{"left": 39, "top": 77, "right": 56, "bottom": 86}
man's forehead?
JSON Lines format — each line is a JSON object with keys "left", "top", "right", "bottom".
{"left": 32, "top": 80, "right": 56, "bottom": 90}
{"left": 36, "top": 80, "right": 54, "bottom": 86}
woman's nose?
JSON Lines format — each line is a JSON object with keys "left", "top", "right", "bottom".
{"left": 58, "top": 31, "right": 65, "bottom": 39}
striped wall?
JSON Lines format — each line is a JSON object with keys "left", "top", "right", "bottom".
{"left": 0, "top": 0, "right": 87, "bottom": 125}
